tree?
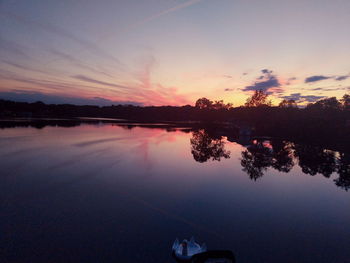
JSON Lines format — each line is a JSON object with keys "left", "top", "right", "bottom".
{"left": 212, "top": 100, "right": 224, "bottom": 110}
{"left": 278, "top": 99, "right": 297, "bottom": 108}
{"left": 307, "top": 97, "right": 341, "bottom": 110}
{"left": 245, "top": 90, "right": 271, "bottom": 107}
{"left": 340, "top": 94, "right": 350, "bottom": 110}
{"left": 195, "top": 98, "right": 233, "bottom": 110}
{"left": 225, "top": 102, "right": 233, "bottom": 109}
{"left": 195, "top": 98, "right": 213, "bottom": 109}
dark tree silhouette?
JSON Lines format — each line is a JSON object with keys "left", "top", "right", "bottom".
{"left": 270, "top": 140, "right": 294, "bottom": 173}
{"left": 240, "top": 139, "right": 273, "bottom": 180}
{"left": 294, "top": 144, "right": 337, "bottom": 177}
{"left": 240, "top": 140, "right": 350, "bottom": 192}
{"left": 195, "top": 98, "right": 213, "bottom": 109}
{"left": 240, "top": 139, "right": 295, "bottom": 180}
{"left": 194, "top": 98, "right": 233, "bottom": 110}
{"left": 241, "top": 150, "right": 267, "bottom": 180}
{"left": 340, "top": 94, "right": 350, "bottom": 110}
{"left": 278, "top": 99, "right": 297, "bottom": 108}
{"left": 245, "top": 90, "right": 271, "bottom": 107}
{"left": 306, "top": 97, "right": 341, "bottom": 111}
{"left": 334, "top": 152, "right": 350, "bottom": 191}
{"left": 212, "top": 100, "right": 233, "bottom": 110}
{"left": 190, "top": 130, "right": 230, "bottom": 163}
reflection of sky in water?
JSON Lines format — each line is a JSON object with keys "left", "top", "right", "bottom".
{"left": 1, "top": 124, "right": 350, "bottom": 263}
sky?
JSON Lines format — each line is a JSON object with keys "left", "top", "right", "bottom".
{"left": 0, "top": 0, "right": 350, "bottom": 106}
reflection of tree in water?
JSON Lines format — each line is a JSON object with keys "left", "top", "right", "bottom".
{"left": 241, "top": 140, "right": 273, "bottom": 180}
{"left": 189, "top": 130, "right": 350, "bottom": 191}
{"left": 240, "top": 140, "right": 294, "bottom": 180}
{"left": 190, "top": 130, "right": 230, "bottom": 163}
{"left": 294, "top": 145, "right": 337, "bottom": 178}
{"left": 295, "top": 146, "right": 350, "bottom": 190}
{"left": 334, "top": 153, "right": 350, "bottom": 191}
{"left": 240, "top": 139, "right": 350, "bottom": 191}
{"left": 271, "top": 140, "right": 294, "bottom": 173}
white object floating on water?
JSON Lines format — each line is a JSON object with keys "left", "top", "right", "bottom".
{"left": 172, "top": 237, "right": 207, "bottom": 260}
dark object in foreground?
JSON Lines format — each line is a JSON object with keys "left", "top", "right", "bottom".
{"left": 173, "top": 250, "right": 235, "bottom": 263}
{"left": 172, "top": 237, "right": 235, "bottom": 263}
{"left": 191, "top": 250, "right": 235, "bottom": 263}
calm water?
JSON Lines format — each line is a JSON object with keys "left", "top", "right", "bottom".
{"left": 1, "top": 122, "right": 350, "bottom": 263}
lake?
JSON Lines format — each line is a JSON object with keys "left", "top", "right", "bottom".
{"left": 1, "top": 121, "right": 350, "bottom": 263}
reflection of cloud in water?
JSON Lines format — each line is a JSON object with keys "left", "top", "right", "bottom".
{"left": 0, "top": 146, "right": 45, "bottom": 158}
{"left": 128, "top": 131, "right": 184, "bottom": 174}
{"left": 46, "top": 147, "right": 116, "bottom": 171}
{"left": 73, "top": 137, "right": 131, "bottom": 147}
{"left": 2, "top": 165, "right": 113, "bottom": 213}
{"left": 0, "top": 135, "right": 35, "bottom": 142}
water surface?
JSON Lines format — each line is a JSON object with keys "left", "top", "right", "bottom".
{"left": 1, "top": 122, "right": 349, "bottom": 263}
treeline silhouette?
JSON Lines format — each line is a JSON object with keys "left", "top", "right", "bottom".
{"left": 1, "top": 91, "right": 350, "bottom": 148}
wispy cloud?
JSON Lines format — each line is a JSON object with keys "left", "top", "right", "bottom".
{"left": 123, "top": 55, "right": 191, "bottom": 106}
{"left": 305, "top": 74, "right": 350, "bottom": 83}
{"left": 0, "top": 69, "right": 126, "bottom": 95}
{"left": 0, "top": 54, "right": 191, "bottom": 106}
{"left": 49, "top": 49, "right": 116, "bottom": 79}
{"left": 335, "top": 75, "right": 349, "bottom": 81}
{"left": 281, "top": 93, "right": 325, "bottom": 103}
{"left": 0, "top": 90, "right": 142, "bottom": 106}
{"left": 286, "top": 77, "right": 297, "bottom": 85}
{"left": 242, "top": 69, "right": 282, "bottom": 93}
{"left": 72, "top": 75, "right": 131, "bottom": 90}
{"left": 0, "top": 12, "right": 124, "bottom": 68}
{"left": 308, "top": 85, "right": 348, "bottom": 92}
{"left": 0, "top": 37, "right": 32, "bottom": 60}
{"left": 305, "top": 75, "right": 331, "bottom": 83}
{"left": 1, "top": 60, "right": 49, "bottom": 75}
{"left": 124, "top": 0, "right": 203, "bottom": 32}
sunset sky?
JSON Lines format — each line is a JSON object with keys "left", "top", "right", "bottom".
{"left": 0, "top": 0, "right": 349, "bottom": 106}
